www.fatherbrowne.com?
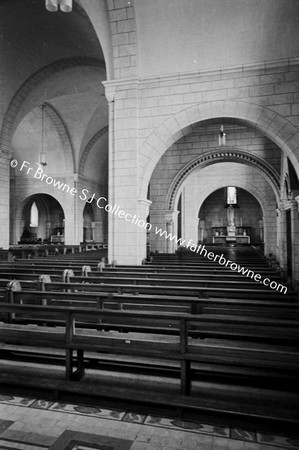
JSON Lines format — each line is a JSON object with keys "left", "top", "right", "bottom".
{"left": 155, "top": 227, "right": 288, "bottom": 295}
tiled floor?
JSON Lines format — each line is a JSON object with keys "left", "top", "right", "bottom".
{"left": 0, "top": 394, "right": 298, "bottom": 449}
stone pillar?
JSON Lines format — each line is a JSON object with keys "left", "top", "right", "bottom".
{"left": 165, "top": 210, "right": 179, "bottom": 253}
{"left": 92, "top": 221, "right": 104, "bottom": 242}
{"left": 138, "top": 198, "right": 152, "bottom": 258}
{"left": 46, "top": 221, "right": 51, "bottom": 240}
{"left": 292, "top": 197, "right": 299, "bottom": 286}
{"left": 277, "top": 200, "right": 296, "bottom": 283}
{"left": 11, "top": 218, "right": 23, "bottom": 245}
{"left": 105, "top": 85, "right": 116, "bottom": 263}
{"left": 275, "top": 207, "right": 282, "bottom": 265}
{"left": 258, "top": 218, "right": 264, "bottom": 243}
{"left": 182, "top": 181, "right": 198, "bottom": 244}
{"left": 149, "top": 210, "right": 166, "bottom": 253}
{"left": 198, "top": 220, "right": 205, "bottom": 243}
{"left": 149, "top": 209, "right": 179, "bottom": 253}
{"left": 263, "top": 202, "right": 277, "bottom": 258}
{"left": 104, "top": 79, "right": 146, "bottom": 265}
{"left": 0, "top": 153, "right": 10, "bottom": 249}
{"left": 64, "top": 177, "right": 83, "bottom": 245}
{"left": 279, "top": 205, "right": 287, "bottom": 275}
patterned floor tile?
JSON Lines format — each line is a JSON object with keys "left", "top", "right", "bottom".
{"left": 122, "top": 412, "right": 146, "bottom": 424}
{"left": 29, "top": 400, "right": 54, "bottom": 410}
{"left": 257, "top": 432, "right": 299, "bottom": 449}
{"left": 50, "top": 430, "right": 132, "bottom": 450}
{"left": 0, "top": 396, "right": 35, "bottom": 408}
{"left": 231, "top": 428, "right": 256, "bottom": 442}
{"left": 49, "top": 403, "right": 125, "bottom": 421}
{"left": 144, "top": 415, "right": 229, "bottom": 437}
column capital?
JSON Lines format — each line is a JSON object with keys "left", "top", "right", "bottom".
{"left": 138, "top": 198, "right": 152, "bottom": 208}
{"left": 280, "top": 199, "right": 297, "bottom": 211}
{"left": 164, "top": 210, "right": 179, "bottom": 224}
{"left": 138, "top": 198, "right": 152, "bottom": 219}
{"left": 102, "top": 83, "right": 116, "bottom": 103}
{"left": 150, "top": 209, "right": 179, "bottom": 218}
{"left": 103, "top": 78, "right": 139, "bottom": 102}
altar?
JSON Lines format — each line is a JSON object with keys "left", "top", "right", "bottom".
{"left": 212, "top": 204, "right": 250, "bottom": 244}
{"left": 213, "top": 234, "right": 250, "bottom": 244}
{"left": 50, "top": 234, "right": 65, "bottom": 243}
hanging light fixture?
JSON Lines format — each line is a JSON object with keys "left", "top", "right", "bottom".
{"left": 45, "top": 0, "right": 72, "bottom": 13}
{"left": 38, "top": 104, "right": 47, "bottom": 167}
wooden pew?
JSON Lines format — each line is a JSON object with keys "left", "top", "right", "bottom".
{"left": 0, "top": 303, "right": 299, "bottom": 397}
{"left": 0, "top": 267, "right": 290, "bottom": 299}
{"left": 5, "top": 288, "right": 299, "bottom": 332}
{"left": 0, "top": 263, "right": 282, "bottom": 282}
{"left": 0, "top": 259, "right": 278, "bottom": 273}
{"left": 0, "top": 272, "right": 295, "bottom": 302}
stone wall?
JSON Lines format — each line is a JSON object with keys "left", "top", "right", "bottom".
{"left": 105, "top": 59, "right": 299, "bottom": 264}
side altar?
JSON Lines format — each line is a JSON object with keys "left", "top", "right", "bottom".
{"left": 212, "top": 205, "right": 250, "bottom": 244}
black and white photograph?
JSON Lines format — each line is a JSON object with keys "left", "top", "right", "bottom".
{"left": 0, "top": 1, "right": 299, "bottom": 449}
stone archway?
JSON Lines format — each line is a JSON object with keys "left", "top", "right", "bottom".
{"left": 139, "top": 100, "right": 299, "bottom": 198}
{"left": 16, "top": 194, "right": 65, "bottom": 244}
{"left": 149, "top": 161, "right": 278, "bottom": 257}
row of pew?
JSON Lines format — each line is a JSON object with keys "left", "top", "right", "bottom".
{"left": 0, "top": 246, "right": 298, "bottom": 427}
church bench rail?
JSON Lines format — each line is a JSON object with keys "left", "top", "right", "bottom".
{"left": 47, "top": 279, "right": 294, "bottom": 300}
{"left": 7, "top": 287, "right": 299, "bottom": 316}
{"left": 2, "top": 261, "right": 275, "bottom": 273}
{"left": 0, "top": 274, "right": 295, "bottom": 301}
{"left": 40, "top": 281, "right": 297, "bottom": 304}
{"left": 0, "top": 267, "right": 282, "bottom": 285}
{"left": 202, "top": 306, "right": 299, "bottom": 320}
{"left": 0, "top": 263, "right": 280, "bottom": 278}
{"left": 0, "top": 270, "right": 286, "bottom": 293}
{"left": 4, "top": 291, "right": 299, "bottom": 345}
{"left": 4, "top": 289, "right": 212, "bottom": 319}
{"left": 0, "top": 273, "right": 291, "bottom": 302}
{"left": 2, "top": 282, "right": 298, "bottom": 329}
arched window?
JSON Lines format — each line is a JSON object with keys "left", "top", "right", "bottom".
{"left": 30, "top": 202, "right": 39, "bottom": 227}
{"left": 227, "top": 186, "right": 237, "bottom": 205}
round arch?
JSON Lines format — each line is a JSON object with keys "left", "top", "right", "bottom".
{"left": 167, "top": 147, "right": 280, "bottom": 210}
{"left": 172, "top": 161, "right": 277, "bottom": 256}
{"left": 195, "top": 183, "right": 268, "bottom": 227}
{"left": 16, "top": 193, "right": 65, "bottom": 244}
{"left": 139, "top": 100, "right": 299, "bottom": 198}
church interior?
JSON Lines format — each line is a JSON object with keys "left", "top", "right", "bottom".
{"left": 0, "top": 0, "right": 299, "bottom": 449}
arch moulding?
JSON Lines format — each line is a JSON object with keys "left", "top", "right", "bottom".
{"left": 167, "top": 148, "right": 280, "bottom": 210}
